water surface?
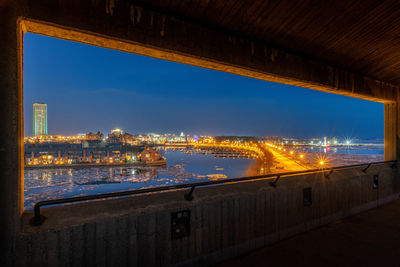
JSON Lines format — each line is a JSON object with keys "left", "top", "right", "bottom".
{"left": 24, "top": 150, "right": 255, "bottom": 209}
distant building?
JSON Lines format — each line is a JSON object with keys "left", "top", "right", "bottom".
{"left": 107, "top": 128, "right": 138, "bottom": 144}
{"left": 33, "top": 103, "right": 47, "bottom": 136}
{"left": 111, "top": 128, "right": 123, "bottom": 135}
{"left": 139, "top": 147, "right": 162, "bottom": 162}
{"left": 85, "top": 131, "right": 104, "bottom": 141}
{"left": 24, "top": 142, "right": 142, "bottom": 166}
{"left": 107, "top": 128, "right": 124, "bottom": 143}
{"left": 122, "top": 133, "right": 136, "bottom": 144}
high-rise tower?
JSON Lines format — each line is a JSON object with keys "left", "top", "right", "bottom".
{"left": 33, "top": 103, "right": 47, "bottom": 136}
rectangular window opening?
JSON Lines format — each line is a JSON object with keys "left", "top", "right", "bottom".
{"left": 22, "top": 32, "right": 384, "bottom": 211}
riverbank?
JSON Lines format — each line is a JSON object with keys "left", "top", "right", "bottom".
{"left": 24, "top": 159, "right": 166, "bottom": 170}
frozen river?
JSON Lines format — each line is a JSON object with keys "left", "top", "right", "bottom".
{"left": 24, "top": 149, "right": 256, "bottom": 209}
{"left": 24, "top": 145, "right": 384, "bottom": 210}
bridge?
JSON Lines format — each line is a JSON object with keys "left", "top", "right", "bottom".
{"left": 166, "top": 145, "right": 260, "bottom": 159}
{"left": 165, "top": 142, "right": 264, "bottom": 158}
{"left": 2, "top": 1, "right": 400, "bottom": 266}
{"left": 165, "top": 141, "right": 310, "bottom": 173}
{"left": 265, "top": 143, "right": 309, "bottom": 172}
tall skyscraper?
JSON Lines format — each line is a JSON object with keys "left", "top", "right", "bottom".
{"left": 33, "top": 103, "right": 47, "bottom": 136}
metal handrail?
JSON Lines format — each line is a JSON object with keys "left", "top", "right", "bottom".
{"left": 29, "top": 160, "right": 396, "bottom": 226}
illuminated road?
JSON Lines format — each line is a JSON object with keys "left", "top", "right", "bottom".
{"left": 166, "top": 142, "right": 310, "bottom": 172}
{"left": 266, "top": 146, "right": 309, "bottom": 172}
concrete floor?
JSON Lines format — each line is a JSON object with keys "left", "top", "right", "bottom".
{"left": 216, "top": 198, "right": 400, "bottom": 267}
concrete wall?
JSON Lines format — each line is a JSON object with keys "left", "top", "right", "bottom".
{"left": 1, "top": 1, "right": 400, "bottom": 266}
{"left": 13, "top": 163, "right": 399, "bottom": 266}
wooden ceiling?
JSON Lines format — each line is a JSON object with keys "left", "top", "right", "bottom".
{"left": 136, "top": 0, "right": 400, "bottom": 85}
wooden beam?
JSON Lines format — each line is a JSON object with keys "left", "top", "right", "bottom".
{"left": 384, "top": 101, "right": 397, "bottom": 161}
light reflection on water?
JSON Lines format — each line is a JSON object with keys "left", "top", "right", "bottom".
{"left": 24, "top": 150, "right": 256, "bottom": 209}
{"left": 305, "top": 145, "right": 383, "bottom": 155}
{"left": 290, "top": 145, "right": 384, "bottom": 167}
{"left": 23, "top": 146, "right": 384, "bottom": 209}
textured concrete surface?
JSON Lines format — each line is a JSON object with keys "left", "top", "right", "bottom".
{"left": 216, "top": 197, "right": 400, "bottom": 267}
{"left": 12, "top": 164, "right": 399, "bottom": 266}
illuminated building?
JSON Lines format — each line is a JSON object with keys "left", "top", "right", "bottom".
{"left": 33, "top": 102, "right": 47, "bottom": 136}
{"left": 111, "top": 128, "right": 123, "bottom": 135}
{"left": 85, "top": 131, "right": 104, "bottom": 141}
{"left": 139, "top": 147, "right": 162, "bottom": 162}
{"left": 107, "top": 128, "right": 123, "bottom": 143}
{"left": 107, "top": 128, "right": 137, "bottom": 144}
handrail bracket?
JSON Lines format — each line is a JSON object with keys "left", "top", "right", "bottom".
{"left": 29, "top": 214, "right": 46, "bottom": 226}
{"left": 325, "top": 169, "right": 334, "bottom": 178}
{"left": 269, "top": 175, "right": 280, "bottom": 187}
{"left": 184, "top": 186, "right": 196, "bottom": 201}
{"left": 362, "top": 163, "right": 372, "bottom": 173}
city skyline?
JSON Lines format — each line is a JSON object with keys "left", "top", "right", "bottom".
{"left": 23, "top": 33, "right": 383, "bottom": 138}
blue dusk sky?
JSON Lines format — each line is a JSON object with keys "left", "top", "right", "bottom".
{"left": 23, "top": 33, "right": 383, "bottom": 139}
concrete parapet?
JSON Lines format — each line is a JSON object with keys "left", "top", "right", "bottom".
{"left": 12, "top": 164, "right": 399, "bottom": 266}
